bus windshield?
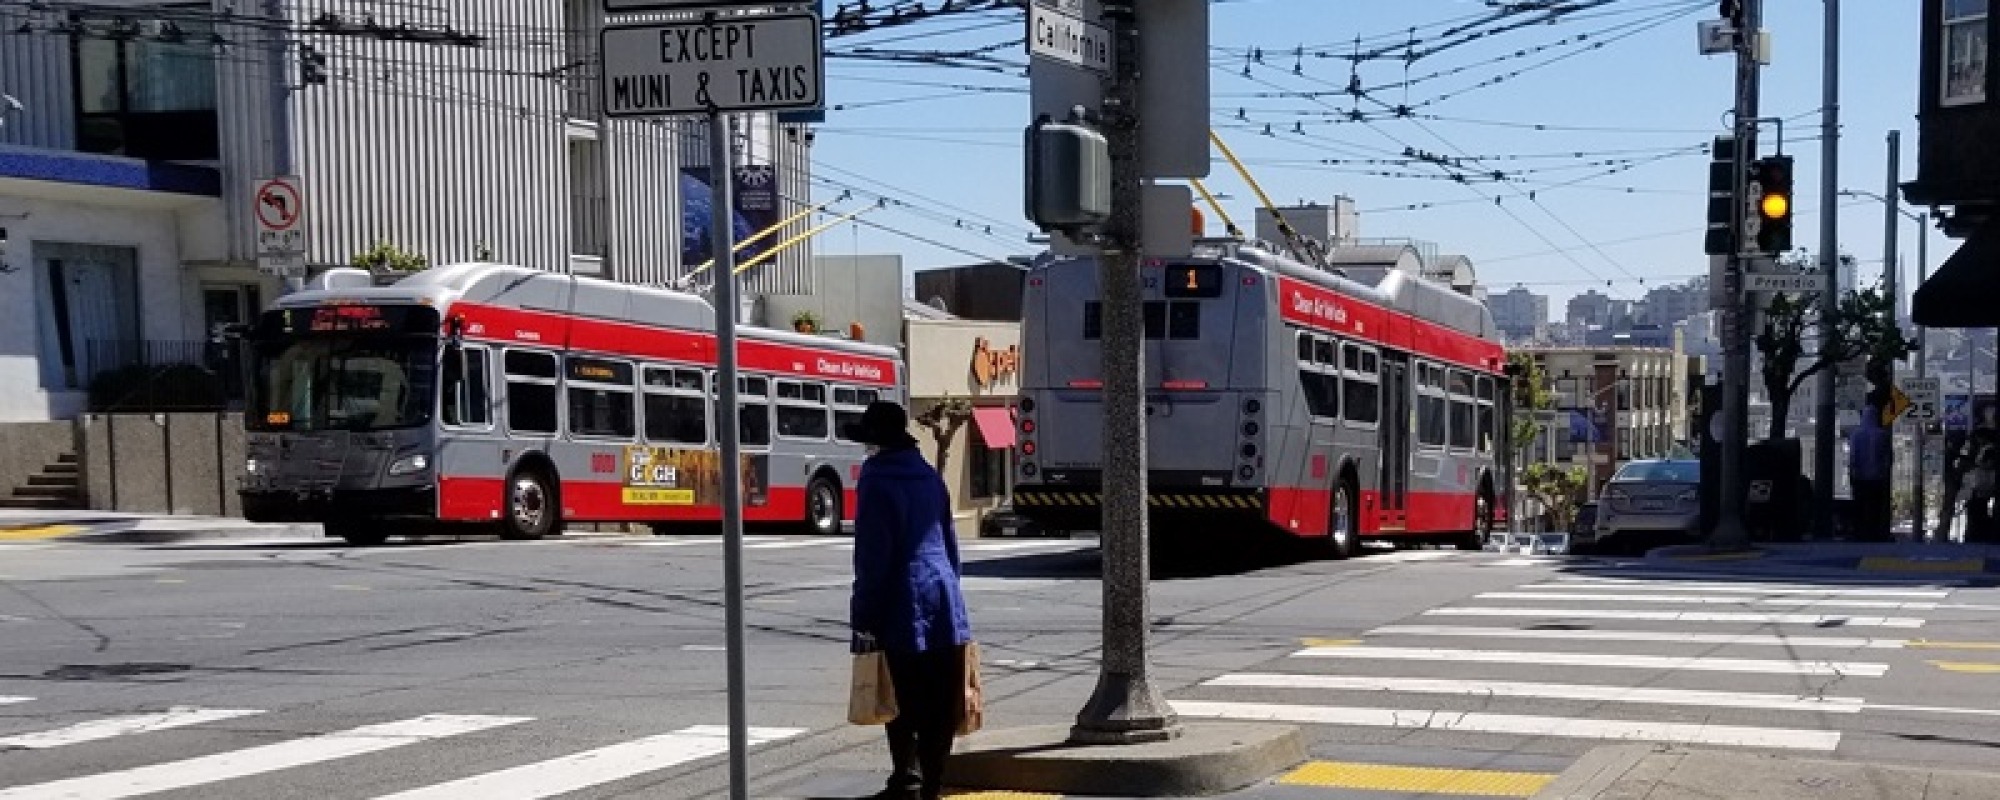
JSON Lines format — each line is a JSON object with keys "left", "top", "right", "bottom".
{"left": 249, "top": 333, "right": 438, "bottom": 432}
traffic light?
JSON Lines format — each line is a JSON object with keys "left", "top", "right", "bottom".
{"left": 1751, "top": 155, "right": 1793, "bottom": 254}
{"left": 1703, "top": 135, "right": 1737, "bottom": 256}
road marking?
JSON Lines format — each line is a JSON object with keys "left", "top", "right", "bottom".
{"left": 1369, "top": 625, "right": 1906, "bottom": 649}
{"left": 0, "top": 714, "right": 529, "bottom": 800}
{"left": 962, "top": 541, "right": 1089, "bottom": 552}
{"left": 1928, "top": 661, "right": 2000, "bottom": 674}
{"left": 1205, "top": 673, "right": 1865, "bottom": 713}
{"left": 0, "top": 525, "right": 82, "bottom": 541}
{"left": 1528, "top": 581, "right": 1949, "bottom": 598}
{"left": 1907, "top": 640, "right": 2000, "bottom": 650}
{"left": 1424, "top": 607, "right": 1926, "bottom": 628}
{"left": 1866, "top": 703, "right": 2000, "bottom": 717}
{"left": 1476, "top": 591, "right": 1938, "bottom": 610}
{"left": 1171, "top": 700, "right": 1840, "bottom": 751}
{"left": 154, "top": 578, "right": 186, "bottom": 585}
{"left": 682, "top": 644, "right": 726, "bottom": 652}
{"left": 0, "top": 708, "right": 264, "bottom": 749}
{"left": 1858, "top": 556, "right": 1987, "bottom": 574}
{"left": 1299, "top": 638, "right": 1363, "bottom": 648}
{"left": 1549, "top": 574, "right": 1967, "bottom": 589}
{"left": 0, "top": 697, "right": 30, "bottom": 705}
{"left": 330, "top": 585, "right": 371, "bottom": 591}
{"left": 372, "top": 724, "right": 805, "bottom": 800}
{"left": 1295, "top": 646, "right": 1886, "bottom": 676}
{"left": 942, "top": 793, "right": 1061, "bottom": 800}
{"left": 1277, "top": 761, "right": 1556, "bottom": 797}
{"left": 746, "top": 540, "right": 840, "bottom": 550}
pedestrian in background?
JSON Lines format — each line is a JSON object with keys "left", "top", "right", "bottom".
{"left": 1963, "top": 404, "right": 2000, "bottom": 543}
{"left": 1847, "top": 390, "right": 1895, "bottom": 542}
{"left": 1940, "top": 429, "right": 1968, "bottom": 542}
{"left": 845, "top": 401, "right": 972, "bottom": 800}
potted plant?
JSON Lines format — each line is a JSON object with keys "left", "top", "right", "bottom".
{"left": 792, "top": 310, "right": 819, "bottom": 334}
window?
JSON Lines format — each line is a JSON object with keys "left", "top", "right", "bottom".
{"left": 775, "top": 380, "right": 830, "bottom": 440}
{"left": 1086, "top": 302, "right": 1199, "bottom": 340}
{"left": 1476, "top": 376, "right": 1495, "bottom": 454}
{"left": 504, "top": 350, "right": 559, "bottom": 434}
{"left": 566, "top": 356, "right": 635, "bottom": 438}
{"left": 1083, "top": 302, "right": 1102, "bottom": 340}
{"left": 1143, "top": 302, "right": 1166, "bottom": 340}
{"left": 1418, "top": 363, "right": 1448, "bottom": 447}
{"left": 643, "top": 366, "right": 708, "bottom": 445}
{"left": 1448, "top": 369, "right": 1476, "bottom": 450}
{"left": 441, "top": 346, "right": 492, "bottom": 427}
{"left": 1341, "top": 344, "right": 1380, "bottom": 425}
{"left": 1168, "top": 302, "right": 1200, "bottom": 339}
{"left": 716, "top": 376, "right": 772, "bottom": 446}
{"left": 70, "top": 12, "right": 221, "bottom": 160}
{"left": 1296, "top": 334, "right": 1338, "bottom": 419}
{"left": 969, "top": 428, "right": 1009, "bottom": 499}
{"left": 1945, "top": 0, "right": 1988, "bottom": 106}
{"left": 833, "top": 387, "right": 881, "bottom": 441}
{"left": 1296, "top": 332, "right": 1314, "bottom": 362}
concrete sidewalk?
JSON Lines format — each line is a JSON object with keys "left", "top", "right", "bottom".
{"left": 0, "top": 509, "right": 318, "bottom": 543}
{"left": 1647, "top": 540, "right": 2000, "bottom": 581}
{"left": 1538, "top": 744, "right": 2000, "bottom": 799}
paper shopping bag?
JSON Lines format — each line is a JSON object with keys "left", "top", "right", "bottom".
{"left": 956, "top": 642, "right": 985, "bottom": 736}
{"left": 848, "top": 651, "right": 899, "bottom": 725}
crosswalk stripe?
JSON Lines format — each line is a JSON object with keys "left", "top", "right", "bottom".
{"left": 1171, "top": 700, "right": 1841, "bottom": 751}
{"left": 1368, "top": 625, "right": 1906, "bottom": 649}
{"left": 0, "top": 708, "right": 264, "bottom": 750}
{"left": 372, "top": 725, "right": 805, "bottom": 800}
{"left": 1205, "top": 673, "right": 1866, "bottom": 713}
{"left": 1476, "top": 591, "right": 1940, "bottom": 610}
{"left": 1529, "top": 581, "right": 1950, "bottom": 598}
{"left": 1295, "top": 646, "right": 1886, "bottom": 676}
{"left": 745, "top": 540, "right": 838, "bottom": 550}
{"left": 0, "top": 714, "right": 529, "bottom": 800}
{"left": 1425, "top": 607, "right": 1927, "bottom": 628}
{"left": 0, "top": 697, "right": 30, "bottom": 705}
{"left": 1549, "top": 575, "right": 1963, "bottom": 591}
{"left": 963, "top": 541, "right": 1088, "bottom": 552}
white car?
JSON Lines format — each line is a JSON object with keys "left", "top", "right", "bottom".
{"left": 1582, "top": 458, "right": 1701, "bottom": 553}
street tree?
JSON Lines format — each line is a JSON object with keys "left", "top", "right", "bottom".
{"left": 1752, "top": 260, "right": 1916, "bottom": 441}
{"left": 351, "top": 241, "right": 429, "bottom": 274}
{"left": 1508, "top": 351, "right": 1556, "bottom": 466}
{"left": 914, "top": 396, "right": 974, "bottom": 480}
{"left": 1521, "top": 462, "right": 1589, "bottom": 533}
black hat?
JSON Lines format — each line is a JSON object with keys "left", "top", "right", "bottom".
{"left": 846, "top": 401, "right": 918, "bottom": 450}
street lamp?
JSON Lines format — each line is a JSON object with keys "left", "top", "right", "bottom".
{"left": 1839, "top": 187, "right": 1935, "bottom": 538}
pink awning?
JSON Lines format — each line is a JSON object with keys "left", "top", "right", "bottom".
{"left": 971, "top": 407, "right": 1016, "bottom": 448}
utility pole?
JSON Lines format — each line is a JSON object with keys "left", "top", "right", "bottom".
{"left": 1812, "top": 0, "right": 1842, "bottom": 538}
{"left": 1069, "top": 0, "right": 1178, "bottom": 745}
{"left": 1916, "top": 217, "right": 1930, "bottom": 538}
{"left": 1711, "top": 0, "right": 1761, "bottom": 550}
{"left": 266, "top": 0, "right": 302, "bottom": 294}
{"left": 1881, "top": 131, "right": 1918, "bottom": 537}
{"left": 708, "top": 111, "right": 750, "bottom": 800}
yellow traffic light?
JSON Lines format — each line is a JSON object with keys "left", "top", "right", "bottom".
{"left": 1759, "top": 192, "right": 1790, "bottom": 220}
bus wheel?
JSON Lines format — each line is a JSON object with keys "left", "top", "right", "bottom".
{"left": 805, "top": 474, "right": 843, "bottom": 536}
{"left": 501, "top": 469, "right": 558, "bottom": 540}
{"left": 1325, "top": 480, "right": 1358, "bottom": 560}
{"left": 326, "top": 520, "right": 388, "bottom": 546}
{"left": 1456, "top": 489, "right": 1496, "bottom": 551}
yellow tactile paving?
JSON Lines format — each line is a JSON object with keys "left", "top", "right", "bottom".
{"left": 1859, "top": 556, "right": 1987, "bottom": 574}
{"left": 1279, "top": 761, "right": 1557, "bottom": 797}
{"left": 1928, "top": 660, "right": 2000, "bottom": 674}
{"left": 945, "top": 792, "right": 1061, "bottom": 799}
{"left": 0, "top": 524, "right": 83, "bottom": 541}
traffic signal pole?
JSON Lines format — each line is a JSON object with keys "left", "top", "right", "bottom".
{"left": 1712, "top": 0, "right": 1761, "bottom": 550}
{"left": 1812, "top": 0, "right": 1842, "bottom": 538}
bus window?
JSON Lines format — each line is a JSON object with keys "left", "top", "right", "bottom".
{"left": 1341, "top": 344, "right": 1380, "bottom": 425}
{"left": 504, "top": 349, "right": 559, "bottom": 434}
{"left": 1417, "top": 362, "right": 1448, "bottom": 448}
{"left": 1313, "top": 338, "right": 1335, "bottom": 366}
{"left": 833, "top": 387, "right": 878, "bottom": 442}
{"left": 1168, "top": 302, "right": 1200, "bottom": 339}
{"left": 1296, "top": 332, "right": 1314, "bottom": 362}
{"left": 1143, "top": 302, "right": 1166, "bottom": 340}
{"left": 566, "top": 356, "right": 636, "bottom": 439}
{"left": 1476, "top": 376, "right": 1496, "bottom": 454}
{"left": 1448, "top": 369, "right": 1476, "bottom": 450}
{"left": 1296, "top": 334, "right": 1337, "bottom": 419}
{"left": 717, "top": 375, "right": 772, "bottom": 447}
{"left": 776, "top": 380, "right": 830, "bottom": 440}
{"left": 1083, "top": 303, "right": 1102, "bottom": 340}
{"left": 441, "top": 346, "right": 491, "bottom": 427}
{"left": 643, "top": 366, "right": 708, "bottom": 445}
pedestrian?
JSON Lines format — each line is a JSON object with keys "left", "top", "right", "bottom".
{"left": 845, "top": 401, "right": 972, "bottom": 800}
{"left": 1940, "top": 430, "right": 1968, "bottom": 542}
{"left": 1963, "top": 404, "right": 2000, "bottom": 543}
{"left": 1846, "top": 391, "right": 1895, "bottom": 542}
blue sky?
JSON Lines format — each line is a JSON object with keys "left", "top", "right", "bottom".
{"left": 805, "top": 1, "right": 1939, "bottom": 321}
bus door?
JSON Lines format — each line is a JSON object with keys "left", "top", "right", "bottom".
{"left": 1378, "top": 353, "right": 1411, "bottom": 529}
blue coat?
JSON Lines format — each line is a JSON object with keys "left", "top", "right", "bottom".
{"left": 850, "top": 446, "right": 972, "bottom": 654}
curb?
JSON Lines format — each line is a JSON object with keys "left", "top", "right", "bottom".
{"left": 1642, "top": 543, "right": 2000, "bottom": 581}
{"left": 947, "top": 722, "right": 1306, "bottom": 797}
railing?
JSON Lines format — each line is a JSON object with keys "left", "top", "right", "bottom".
{"left": 83, "top": 339, "right": 243, "bottom": 412}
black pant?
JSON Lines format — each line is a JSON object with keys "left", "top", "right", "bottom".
{"left": 882, "top": 646, "right": 964, "bottom": 800}
{"left": 1851, "top": 478, "right": 1892, "bottom": 541}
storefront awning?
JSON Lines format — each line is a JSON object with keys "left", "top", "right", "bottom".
{"left": 971, "top": 407, "right": 1016, "bottom": 448}
{"left": 1915, "top": 220, "right": 2000, "bottom": 328}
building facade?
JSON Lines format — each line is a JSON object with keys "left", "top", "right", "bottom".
{"left": 1910, "top": 0, "right": 1998, "bottom": 327}
{"left": 0, "top": 0, "right": 810, "bottom": 421}
{"left": 1519, "top": 346, "right": 1698, "bottom": 488}
{"left": 1488, "top": 287, "right": 1550, "bottom": 343}
{"left": 904, "top": 318, "right": 1020, "bottom": 534}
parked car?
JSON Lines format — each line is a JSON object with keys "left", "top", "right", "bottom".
{"left": 1577, "top": 458, "right": 1701, "bottom": 554}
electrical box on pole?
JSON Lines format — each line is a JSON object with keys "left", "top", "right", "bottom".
{"left": 1025, "top": 110, "right": 1112, "bottom": 236}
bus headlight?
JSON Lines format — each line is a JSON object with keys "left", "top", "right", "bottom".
{"left": 388, "top": 454, "right": 431, "bottom": 476}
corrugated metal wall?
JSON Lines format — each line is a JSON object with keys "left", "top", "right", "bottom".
{"left": 0, "top": 7, "right": 77, "bottom": 150}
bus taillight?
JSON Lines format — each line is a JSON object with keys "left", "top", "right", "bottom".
{"left": 1021, "top": 440, "right": 1037, "bottom": 456}
{"left": 1021, "top": 419, "right": 1036, "bottom": 434}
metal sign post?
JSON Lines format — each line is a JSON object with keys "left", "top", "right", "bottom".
{"left": 597, "top": 4, "right": 823, "bottom": 796}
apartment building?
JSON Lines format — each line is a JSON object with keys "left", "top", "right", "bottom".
{"left": 0, "top": 0, "right": 810, "bottom": 421}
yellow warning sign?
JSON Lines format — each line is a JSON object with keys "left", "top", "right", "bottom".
{"left": 1883, "top": 387, "right": 1912, "bottom": 425}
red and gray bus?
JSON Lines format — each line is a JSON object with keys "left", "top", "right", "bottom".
{"left": 1010, "top": 242, "right": 1511, "bottom": 557}
{"left": 239, "top": 263, "right": 903, "bottom": 545}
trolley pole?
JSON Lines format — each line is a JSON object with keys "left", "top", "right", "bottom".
{"left": 1070, "top": 0, "right": 1178, "bottom": 745}
{"left": 708, "top": 111, "right": 751, "bottom": 800}
{"left": 1711, "top": 0, "right": 1761, "bottom": 550}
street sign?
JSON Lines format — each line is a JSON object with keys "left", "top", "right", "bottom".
{"left": 1944, "top": 393, "right": 1973, "bottom": 431}
{"left": 1883, "top": 386, "right": 1912, "bottom": 424}
{"left": 604, "top": 0, "right": 775, "bottom": 10}
{"left": 1904, "top": 377, "right": 1941, "bottom": 422}
{"left": 1028, "top": 3, "right": 1110, "bottom": 74}
{"left": 253, "top": 176, "right": 306, "bottom": 275}
{"left": 1744, "top": 272, "right": 1828, "bottom": 293}
{"left": 600, "top": 11, "right": 824, "bottom": 117}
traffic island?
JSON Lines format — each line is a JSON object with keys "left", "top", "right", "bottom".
{"left": 946, "top": 722, "right": 1305, "bottom": 797}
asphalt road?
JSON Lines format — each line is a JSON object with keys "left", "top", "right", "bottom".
{"left": 5, "top": 530, "right": 2000, "bottom": 799}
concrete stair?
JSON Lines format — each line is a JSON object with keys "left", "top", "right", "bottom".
{"left": 2, "top": 454, "right": 83, "bottom": 510}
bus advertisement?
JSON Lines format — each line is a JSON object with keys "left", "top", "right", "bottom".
{"left": 239, "top": 263, "right": 903, "bottom": 545}
{"left": 1011, "top": 242, "right": 1512, "bottom": 557}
